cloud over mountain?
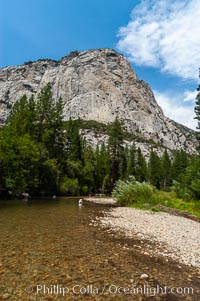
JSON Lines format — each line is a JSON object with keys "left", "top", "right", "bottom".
{"left": 154, "top": 90, "right": 197, "bottom": 130}
{"left": 117, "top": 0, "right": 200, "bottom": 81}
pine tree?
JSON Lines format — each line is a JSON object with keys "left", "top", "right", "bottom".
{"left": 3, "top": 84, "right": 69, "bottom": 194}
{"left": 35, "top": 84, "right": 66, "bottom": 159}
{"left": 7, "top": 95, "right": 37, "bottom": 137}
{"left": 135, "top": 148, "right": 148, "bottom": 182}
{"left": 0, "top": 124, "right": 39, "bottom": 193}
{"left": 108, "top": 118, "right": 124, "bottom": 189}
{"left": 148, "top": 150, "right": 161, "bottom": 189}
{"left": 36, "top": 83, "right": 54, "bottom": 144}
{"left": 160, "top": 150, "right": 172, "bottom": 190}
{"left": 182, "top": 156, "right": 200, "bottom": 199}
{"left": 119, "top": 145, "right": 128, "bottom": 180}
{"left": 81, "top": 145, "right": 96, "bottom": 194}
{"left": 171, "top": 150, "right": 189, "bottom": 181}
{"left": 49, "top": 97, "right": 65, "bottom": 159}
{"left": 95, "top": 143, "right": 110, "bottom": 193}
{"left": 66, "top": 118, "right": 83, "bottom": 163}
{"left": 127, "top": 143, "right": 136, "bottom": 177}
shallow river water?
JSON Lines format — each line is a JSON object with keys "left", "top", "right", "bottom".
{"left": 0, "top": 198, "right": 199, "bottom": 300}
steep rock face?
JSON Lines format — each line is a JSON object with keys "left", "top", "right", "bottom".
{"left": 0, "top": 48, "right": 197, "bottom": 153}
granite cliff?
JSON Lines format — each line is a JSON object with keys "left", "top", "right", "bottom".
{"left": 0, "top": 48, "right": 197, "bottom": 154}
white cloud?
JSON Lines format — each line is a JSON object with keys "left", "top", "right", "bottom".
{"left": 153, "top": 90, "right": 197, "bottom": 130}
{"left": 183, "top": 90, "right": 198, "bottom": 102}
{"left": 117, "top": 0, "right": 200, "bottom": 81}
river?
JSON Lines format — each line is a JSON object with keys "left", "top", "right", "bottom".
{"left": 0, "top": 198, "right": 199, "bottom": 300}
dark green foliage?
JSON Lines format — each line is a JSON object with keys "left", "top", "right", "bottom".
{"left": 127, "top": 144, "right": 136, "bottom": 177}
{"left": 0, "top": 128, "right": 39, "bottom": 193}
{"left": 148, "top": 150, "right": 161, "bottom": 189}
{"left": 66, "top": 118, "right": 83, "bottom": 163}
{"left": 0, "top": 84, "right": 66, "bottom": 194}
{"left": 35, "top": 84, "right": 65, "bottom": 155}
{"left": 108, "top": 118, "right": 125, "bottom": 189}
{"left": 160, "top": 150, "right": 172, "bottom": 190}
{"left": 59, "top": 177, "right": 80, "bottom": 195}
{"left": 135, "top": 148, "right": 148, "bottom": 182}
{"left": 112, "top": 177, "right": 200, "bottom": 219}
{"left": 169, "top": 151, "right": 199, "bottom": 201}
{"left": 1, "top": 84, "right": 200, "bottom": 199}
{"left": 80, "top": 145, "right": 96, "bottom": 194}
{"left": 78, "top": 119, "right": 108, "bottom": 134}
{"left": 7, "top": 95, "right": 37, "bottom": 137}
{"left": 95, "top": 143, "right": 110, "bottom": 193}
{"left": 179, "top": 156, "right": 200, "bottom": 199}
{"left": 69, "top": 119, "right": 164, "bottom": 147}
{"left": 171, "top": 150, "right": 189, "bottom": 181}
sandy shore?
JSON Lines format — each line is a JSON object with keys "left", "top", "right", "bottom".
{"left": 93, "top": 206, "right": 200, "bottom": 269}
{"left": 84, "top": 197, "right": 117, "bottom": 205}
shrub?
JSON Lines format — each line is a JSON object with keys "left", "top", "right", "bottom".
{"left": 190, "top": 179, "right": 200, "bottom": 199}
{"left": 112, "top": 176, "right": 155, "bottom": 205}
{"left": 151, "top": 207, "right": 159, "bottom": 212}
{"left": 171, "top": 180, "right": 192, "bottom": 201}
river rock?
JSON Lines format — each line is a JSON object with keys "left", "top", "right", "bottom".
{"left": 140, "top": 273, "right": 149, "bottom": 280}
{"left": 2, "top": 293, "right": 11, "bottom": 300}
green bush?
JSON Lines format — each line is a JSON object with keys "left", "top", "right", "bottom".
{"left": 112, "top": 176, "right": 155, "bottom": 205}
{"left": 151, "top": 207, "right": 159, "bottom": 212}
{"left": 171, "top": 180, "right": 192, "bottom": 201}
{"left": 59, "top": 177, "right": 80, "bottom": 195}
{"left": 112, "top": 177, "right": 200, "bottom": 220}
{"left": 190, "top": 179, "right": 200, "bottom": 199}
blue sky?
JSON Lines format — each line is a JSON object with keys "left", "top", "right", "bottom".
{"left": 1, "top": 0, "right": 199, "bottom": 129}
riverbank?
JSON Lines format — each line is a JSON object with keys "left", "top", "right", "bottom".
{"left": 92, "top": 206, "right": 200, "bottom": 269}
{"left": 1, "top": 197, "right": 200, "bottom": 300}
{"left": 84, "top": 197, "right": 117, "bottom": 205}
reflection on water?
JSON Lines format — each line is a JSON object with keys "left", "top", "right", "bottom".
{"left": 0, "top": 198, "right": 199, "bottom": 300}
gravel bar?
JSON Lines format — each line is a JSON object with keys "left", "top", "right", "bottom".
{"left": 95, "top": 207, "right": 200, "bottom": 268}
{"left": 84, "top": 197, "right": 117, "bottom": 205}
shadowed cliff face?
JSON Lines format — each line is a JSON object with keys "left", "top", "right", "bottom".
{"left": 0, "top": 48, "right": 197, "bottom": 153}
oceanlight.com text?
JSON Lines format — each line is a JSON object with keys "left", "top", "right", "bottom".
{"left": 25, "top": 283, "right": 194, "bottom": 297}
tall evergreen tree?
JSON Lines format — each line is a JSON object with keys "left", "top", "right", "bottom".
{"left": 182, "top": 156, "right": 200, "bottom": 199}
{"left": 7, "top": 95, "right": 37, "bottom": 137}
{"left": 0, "top": 84, "right": 68, "bottom": 195}
{"left": 171, "top": 150, "right": 189, "bottom": 181}
{"left": 35, "top": 83, "right": 66, "bottom": 158}
{"left": 127, "top": 143, "right": 136, "bottom": 177}
{"left": 119, "top": 145, "right": 128, "bottom": 180}
{"left": 135, "top": 148, "right": 148, "bottom": 182}
{"left": 160, "top": 150, "right": 172, "bottom": 190}
{"left": 107, "top": 118, "right": 124, "bottom": 189}
{"left": 0, "top": 127, "right": 39, "bottom": 193}
{"left": 95, "top": 143, "right": 110, "bottom": 193}
{"left": 66, "top": 118, "right": 83, "bottom": 163}
{"left": 81, "top": 145, "right": 96, "bottom": 194}
{"left": 148, "top": 150, "right": 161, "bottom": 189}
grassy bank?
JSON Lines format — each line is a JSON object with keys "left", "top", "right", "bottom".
{"left": 112, "top": 177, "right": 200, "bottom": 220}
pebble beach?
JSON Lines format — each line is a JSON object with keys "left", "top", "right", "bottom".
{"left": 93, "top": 206, "right": 200, "bottom": 269}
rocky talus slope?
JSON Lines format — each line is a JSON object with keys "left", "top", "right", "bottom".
{"left": 0, "top": 48, "right": 197, "bottom": 153}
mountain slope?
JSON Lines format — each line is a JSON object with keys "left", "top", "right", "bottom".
{"left": 0, "top": 48, "right": 197, "bottom": 153}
